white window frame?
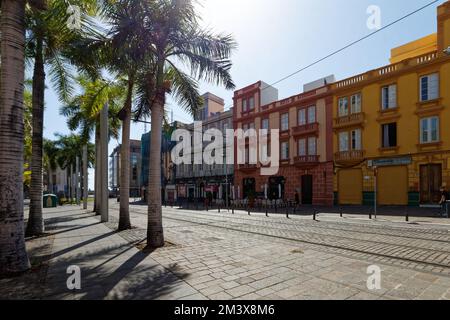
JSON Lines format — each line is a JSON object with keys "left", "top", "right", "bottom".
{"left": 420, "top": 73, "right": 439, "bottom": 102}
{"left": 298, "top": 109, "right": 306, "bottom": 126}
{"left": 281, "top": 113, "right": 289, "bottom": 131}
{"left": 351, "top": 129, "right": 362, "bottom": 150}
{"left": 351, "top": 93, "right": 361, "bottom": 114}
{"left": 298, "top": 139, "right": 306, "bottom": 156}
{"left": 381, "top": 84, "right": 397, "bottom": 110}
{"left": 338, "top": 97, "right": 349, "bottom": 117}
{"left": 339, "top": 132, "right": 349, "bottom": 152}
{"left": 308, "top": 137, "right": 317, "bottom": 156}
{"left": 281, "top": 141, "right": 289, "bottom": 160}
{"left": 420, "top": 116, "right": 439, "bottom": 144}
{"left": 308, "top": 106, "right": 316, "bottom": 123}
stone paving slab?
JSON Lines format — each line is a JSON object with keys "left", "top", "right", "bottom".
{"left": 3, "top": 201, "right": 450, "bottom": 300}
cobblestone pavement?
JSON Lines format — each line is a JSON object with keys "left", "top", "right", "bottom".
{"left": 5, "top": 201, "right": 449, "bottom": 300}
{"left": 104, "top": 202, "right": 450, "bottom": 300}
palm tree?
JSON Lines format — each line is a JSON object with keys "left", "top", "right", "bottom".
{"left": 43, "top": 139, "right": 60, "bottom": 193}
{"left": 26, "top": 0, "right": 98, "bottom": 236}
{"left": 135, "top": 0, "right": 236, "bottom": 248}
{"left": 60, "top": 76, "right": 123, "bottom": 212}
{"left": 0, "top": 0, "right": 30, "bottom": 275}
{"left": 96, "top": 0, "right": 152, "bottom": 231}
{"left": 54, "top": 134, "right": 95, "bottom": 200}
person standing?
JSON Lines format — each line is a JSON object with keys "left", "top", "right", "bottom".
{"left": 439, "top": 186, "right": 449, "bottom": 217}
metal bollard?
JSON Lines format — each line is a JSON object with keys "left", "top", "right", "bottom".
{"left": 369, "top": 208, "right": 372, "bottom": 220}
{"left": 248, "top": 205, "right": 251, "bottom": 216}
{"left": 313, "top": 210, "right": 317, "bottom": 221}
{"left": 340, "top": 207, "right": 343, "bottom": 218}
{"left": 406, "top": 207, "right": 409, "bottom": 222}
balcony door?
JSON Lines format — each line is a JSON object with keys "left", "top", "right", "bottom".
{"left": 420, "top": 164, "right": 442, "bottom": 204}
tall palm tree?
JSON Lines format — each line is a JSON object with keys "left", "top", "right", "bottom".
{"left": 0, "top": 0, "right": 30, "bottom": 275}
{"left": 26, "top": 0, "right": 98, "bottom": 236}
{"left": 136, "top": 0, "right": 236, "bottom": 248}
{"left": 96, "top": 0, "right": 151, "bottom": 231}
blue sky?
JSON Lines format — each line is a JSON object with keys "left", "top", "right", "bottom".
{"left": 41, "top": 0, "right": 446, "bottom": 189}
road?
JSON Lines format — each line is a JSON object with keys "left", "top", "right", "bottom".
{"left": 104, "top": 201, "right": 450, "bottom": 300}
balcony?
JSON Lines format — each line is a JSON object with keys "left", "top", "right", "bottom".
{"left": 238, "top": 164, "right": 258, "bottom": 173}
{"left": 291, "top": 123, "right": 319, "bottom": 137}
{"left": 334, "top": 112, "right": 365, "bottom": 129}
{"left": 294, "top": 155, "right": 320, "bottom": 167}
{"left": 334, "top": 150, "right": 365, "bottom": 164}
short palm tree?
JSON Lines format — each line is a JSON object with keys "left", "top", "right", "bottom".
{"left": 136, "top": 0, "right": 236, "bottom": 248}
{"left": 54, "top": 133, "right": 95, "bottom": 200}
{"left": 61, "top": 76, "right": 123, "bottom": 211}
{"left": 26, "top": 0, "right": 99, "bottom": 236}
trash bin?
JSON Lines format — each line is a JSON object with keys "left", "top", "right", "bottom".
{"left": 43, "top": 194, "right": 58, "bottom": 208}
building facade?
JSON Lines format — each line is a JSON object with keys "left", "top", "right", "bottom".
{"left": 109, "top": 140, "right": 142, "bottom": 197}
{"left": 333, "top": 1, "right": 450, "bottom": 206}
{"left": 175, "top": 93, "right": 234, "bottom": 202}
{"left": 233, "top": 80, "right": 335, "bottom": 206}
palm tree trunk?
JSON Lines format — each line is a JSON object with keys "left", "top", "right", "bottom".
{"left": 118, "top": 79, "right": 134, "bottom": 231}
{"left": 83, "top": 145, "right": 88, "bottom": 210}
{"left": 26, "top": 36, "right": 45, "bottom": 236}
{"left": 147, "top": 66, "right": 165, "bottom": 248}
{"left": 0, "top": 0, "right": 30, "bottom": 274}
{"left": 94, "top": 125, "right": 100, "bottom": 214}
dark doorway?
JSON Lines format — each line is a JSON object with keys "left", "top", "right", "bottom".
{"left": 243, "top": 178, "right": 256, "bottom": 199}
{"left": 301, "top": 175, "right": 313, "bottom": 205}
{"left": 420, "top": 164, "right": 442, "bottom": 204}
{"left": 268, "top": 176, "right": 285, "bottom": 200}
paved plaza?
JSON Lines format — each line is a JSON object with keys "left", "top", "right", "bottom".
{"left": 1, "top": 200, "right": 450, "bottom": 300}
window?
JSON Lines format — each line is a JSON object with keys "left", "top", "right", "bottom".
{"left": 298, "top": 109, "right": 306, "bottom": 126}
{"left": 261, "top": 118, "right": 269, "bottom": 130}
{"left": 382, "top": 123, "right": 397, "bottom": 148}
{"left": 242, "top": 99, "right": 248, "bottom": 112}
{"left": 351, "top": 93, "right": 361, "bottom": 114}
{"left": 308, "top": 106, "right": 316, "bottom": 123}
{"left": 281, "top": 141, "right": 289, "bottom": 160}
{"left": 281, "top": 113, "right": 289, "bottom": 131}
{"left": 249, "top": 97, "right": 255, "bottom": 110}
{"left": 351, "top": 129, "right": 362, "bottom": 150}
{"left": 420, "top": 73, "right": 439, "bottom": 102}
{"left": 242, "top": 123, "right": 249, "bottom": 131}
{"left": 339, "top": 132, "right": 349, "bottom": 152}
{"left": 308, "top": 137, "right": 317, "bottom": 155}
{"left": 338, "top": 97, "right": 348, "bottom": 117}
{"left": 381, "top": 85, "right": 397, "bottom": 110}
{"left": 420, "top": 117, "right": 439, "bottom": 143}
{"left": 298, "top": 139, "right": 306, "bottom": 156}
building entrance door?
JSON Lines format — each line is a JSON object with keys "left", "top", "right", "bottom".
{"left": 301, "top": 175, "right": 313, "bottom": 205}
{"left": 420, "top": 164, "right": 442, "bottom": 204}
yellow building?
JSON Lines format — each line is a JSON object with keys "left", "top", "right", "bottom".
{"left": 332, "top": 1, "right": 450, "bottom": 206}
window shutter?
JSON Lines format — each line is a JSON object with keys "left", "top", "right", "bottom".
{"left": 428, "top": 74, "right": 439, "bottom": 100}
{"left": 354, "top": 129, "right": 362, "bottom": 150}
{"left": 339, "top": 132, "right": 348, "bottom": 152}
{"left": 389, "top": 85, "right": 397, "bottom": 108}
